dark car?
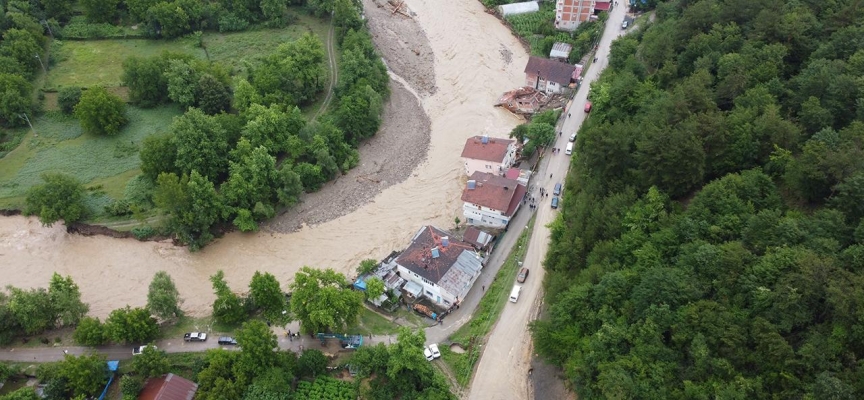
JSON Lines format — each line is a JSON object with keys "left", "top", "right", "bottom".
{"left": 553, "top": 183, "right": 562, "bottom": 196}
{"left": 218, "top": 336, "right": 238, "bottom": 345}
{"left": 517, "top": 267, "right": 530, "bottom": 283}
{"left": 551, "top": 196, "right": 560, "bottom": 209}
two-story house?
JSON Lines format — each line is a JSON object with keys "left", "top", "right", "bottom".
{"left": 524, "top": 56, "right": 576, "bottom": 94}
{"left": 461, "top": 135, "right": 517, "bottom": 176}
{"left": 461, "top": 171, "right": 527, "bottom": 229}
{"left": 395, "top": 226, "right": 483, "bottom": 307}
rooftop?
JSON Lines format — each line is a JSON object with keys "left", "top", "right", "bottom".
{"left": 461, "top": 136, "right": 514, "bottom": 163}
{"left": 550, "top": 42, "right": 572, "bottom": 59}
{"left": 395, "top": 226, "right": 479, "bottom": 285}
{"left": 139, "top": 374, "right": 198, "bottom": 400}
{"left": 463, "top": 226, "right": 494, "bottom": 249}
{"left": 462, "top": 171, "right": 527, "bottom": 215}
{"left": 524, "top": 56, "right": 577, "bottom": 85}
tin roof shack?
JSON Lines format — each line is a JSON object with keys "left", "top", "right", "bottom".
{"left": 549, "top": 42, "right": 572, "bottom": 62}
{"left": 394, "top": 226, "right": 483, "bottom": 307}
{"left": 524, "top": 56, "right": 577, "bottom": 94}
{"left": 463, "top": 226, "right": 495, "bottom": 251}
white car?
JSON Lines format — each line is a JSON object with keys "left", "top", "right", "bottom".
{"left": 424, "top": 346, "right": 434, "bottom": 361}
{"left": 569, "top": 132, "right": 576, "bottom": 142}
{"left": 429, "top": 343, "right": 441, "bottom": 359}
{"left": 132, "top": 345, "right": 156, "bottom": 356}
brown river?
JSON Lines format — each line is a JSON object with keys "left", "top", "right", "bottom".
{"left": 0, "top": 0, "right": 529, "bottom": 318}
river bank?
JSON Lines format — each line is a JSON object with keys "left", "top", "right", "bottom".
{"left": 0, "top": 0, "right": 529, "bottom": 319}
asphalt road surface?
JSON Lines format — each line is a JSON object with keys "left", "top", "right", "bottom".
{"left": 467, "top": 4, "right": 632, "bottom": 399}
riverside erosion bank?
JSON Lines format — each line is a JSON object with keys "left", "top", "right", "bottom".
{"left": 0, "top": 0, "right": 529, "bottom": 318}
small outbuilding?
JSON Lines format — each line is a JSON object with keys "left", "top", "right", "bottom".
{"left": 499, "top": 1, "right": 539, "bottom": 16}
{"left": 549, "top": 42, "right": 572, "bottom": 62}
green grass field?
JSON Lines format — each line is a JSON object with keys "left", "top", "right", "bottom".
{"left": 1, "top": 11, "right": 333, "bottom": 220}
{"left": 0, "top": 106, "right": 183, "bottom": 210}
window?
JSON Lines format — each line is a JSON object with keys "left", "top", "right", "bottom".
{"left": 486, "top": 164, "right": 492, "bottom": 169}
{"left": 444, "top": 300, "right": 451, "bottom": 306}
{"left": 426, "top": 290, "right": 434, "bottom": 297}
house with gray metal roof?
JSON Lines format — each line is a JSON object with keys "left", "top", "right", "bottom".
{"left": 394, "top": 226, "right": 483, "bottom": 307}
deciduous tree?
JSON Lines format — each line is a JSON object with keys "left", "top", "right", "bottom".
{"left": 80, "top": 0, "right": 121, "bottom": 23}
{"left": 132, "top": 345, "right": 169, "bottom": 378}
{"left": 0, "top": 73, "right": 33, "bottom": 126}
{"left": 74, "top": 87, "right": 128, "bottom": 136}
{"left": 171, "top": 108, "right": 229, "bottom": 182}
{"left": 48, "top": 273, "right": 88, "bottom": 327}
{"left": 57, "top": 353, "right": 107, "bottom": 398}
{"left": 248, "top": 271, "right": 286, "bottom": 322}
{"left": 289, "top": 267, "right": 363, "bottom": 334}
{"left": 23, "top": 173, "right": 86, "bottom": 226}
{"left": 234, "top": 320, "right": 277, "bottom": 380}
{"left": 104, "top": 306, "right": 158, "bottom": 344}
{"left": 73, "top": 317, "right": 106, "bottom": 346}
{"left": 146, "top": 271, "right": 183, "bottom": 320}
{"left": 210, "top": 270, "right": 246, "bottom": 326}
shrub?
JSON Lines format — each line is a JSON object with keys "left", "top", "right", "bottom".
{"left": 74, "top": 86, "right": 128, "bottom": 136}
{"left": 218, "top": 12, "right": 249, "bottom": 32}
{"left": 131, "top": 226, "right": 155, "bottom": 240}
{"left": 24, "top": 173, "right": 87, "bottom": 226}
{"left": 104, "top": 199, "right": 132, "bottom": 216}
{"left": 57, "top": 87, "right": 82, "bottom": 114}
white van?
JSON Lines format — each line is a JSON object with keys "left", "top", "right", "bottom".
{"left": 565, "top": 142, "right": 573, "bottom": 155}
{"left": 509, "top": 285, "right": 522, "bottom": 303}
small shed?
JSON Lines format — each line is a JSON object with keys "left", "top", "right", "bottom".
{"left": 549, "top": 42, "right": 572, "bottom": 61}
{"left": 499, "top": 1, "right": 539, "bottom": 16}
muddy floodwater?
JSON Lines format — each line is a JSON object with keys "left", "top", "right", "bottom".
{"left": 0, "top": 0, "right": 528, "bottom": 318}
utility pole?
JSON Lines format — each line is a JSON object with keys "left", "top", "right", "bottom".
{"left": 35, "top": 54, "right": 46, "bottom": 75}
{"left": 19, "top": 113, "right": 36, "bottom": 136}
{"left": 41, "top": 20, "right": 54, "bottom": 39}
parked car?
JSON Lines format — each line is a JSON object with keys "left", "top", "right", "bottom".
{"left": 517, "top": 267, "right": 530, "bottom": 283}
{"left": 132, "top": 345, "right": 156, "bottom": 356}
{"left": 622, "top": 20, "right": 629, "bottom": 29}
{"left": 553, "top": 183, "right": 562, "bottom": 196}
{"left": 569, "top": 132, "right": 576, "bottom": 142}
{"left": 429, "top": 343, "right": 441, "bottom": 359}
{"left": 184, "top": 332, "right": 207, "bottom": 342}
{"left": 424, "top": 346, "right": 434, "bottom": 361}
{"left": 584, "top": 101, "right": 592, "bottom": 113}
{"left": 218, "top": 337, "right": 238, "bottom": 345}
{"left": 551, "top": 196, "right": 560, "bottom": 209}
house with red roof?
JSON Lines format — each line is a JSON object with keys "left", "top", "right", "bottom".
{"left": 462, "top": 171, "right": 527, "bottom": 229}
{"left": 461, "top": 135, "right": 517, "bottom": 176}
{"left": 139, "top": 374, "right": 198, "bottom": 400}
{"left": 395, "top": 226, "right": 483, "bottom": 307}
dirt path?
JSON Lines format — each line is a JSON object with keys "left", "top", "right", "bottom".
{"left": 314, "top": 17, "right": 338, "bottom": 120}
{"left": 467, "top": 4, "right": 631, "bottom": 400}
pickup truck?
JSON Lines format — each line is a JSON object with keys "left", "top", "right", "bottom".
{"left": 184, "top": 332, "right": 208, "bottom": 342}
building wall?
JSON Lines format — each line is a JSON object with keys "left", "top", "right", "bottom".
{"left": 555, "top": 0, "right": 595, "bottom": 31}
{"left": 463, "top": 203, "right": 511, "bottom": 229}
{"left": 525, "top": 74, "right": 564, "bottom": 94}
{"left": 396, "top": 265, "right": 456, "bottom": 306}
{"left": 463, "top": 143, "right": 517, "bottom": 176}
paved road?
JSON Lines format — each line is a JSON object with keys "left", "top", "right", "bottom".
{"left": 467, "top": 4, "right": 632, "bottom": 400}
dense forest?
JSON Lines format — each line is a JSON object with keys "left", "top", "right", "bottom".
{"left": 533, "top": 0, "right": 864, "bottom": 398}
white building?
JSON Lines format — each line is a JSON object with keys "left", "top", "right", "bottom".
{"left": 524, "top": 56, "right": 577, "bottom": 94}
{"left": 395, "top": 226, "right": 483, "bottom": 307}
{"left": 499, "top": 1, "right": 539, "bottom": 16}
{"left": 461, "top": 136, "right": 517, "bottom": 176}
{"left": 462, "top": 171, "right": 527, "bottom": 229}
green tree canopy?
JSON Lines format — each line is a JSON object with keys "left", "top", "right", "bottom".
{"left": 132, "top": 345, "right": 169, "bottom": 378}
{"left": 73, "top": 317, "right": 106, "bottom": 346}
{"left": 210, "top": 270, "right": 246, "bottom": 326}
{"left": 48, "top": 273, "right": 88, "bottom": 327}
{"left": 23, "top": 173, "right": 86, "bottom": 226}
{"left": 289, "top": 267, "right": 363, "bottom": 333}
{"left": 74, "top": 86, "right": 128, "bottom": 136}
{"left": 104, "top": 306, "right": 158, "bottom": 344}
{"left": 248, "top": 271, "right": 286, "bottom": 322}
{"left": 146, "top": 271, "right": 183, "bottom": 320}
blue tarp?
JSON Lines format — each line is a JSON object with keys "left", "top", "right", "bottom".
{"left": 353, "top": 277, "right": 367, "bottom": 290}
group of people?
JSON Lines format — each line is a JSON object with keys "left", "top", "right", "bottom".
{"left": 286, "top": 330, "right": 299, "bottom": 341}
{"left": 525, "top": 187, "right": 552, "bottom": 211}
